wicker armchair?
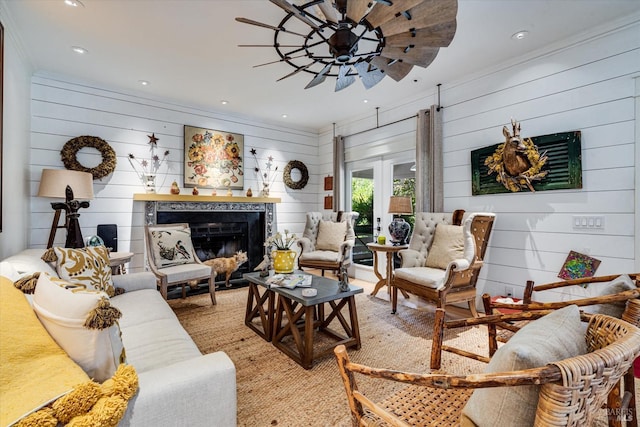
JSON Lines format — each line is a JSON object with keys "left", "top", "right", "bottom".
{"left": 391, "top": 212, "right": 495, "bottom": 317}
{"left": 335, "top": 310, "right": 640, "bottom": 426}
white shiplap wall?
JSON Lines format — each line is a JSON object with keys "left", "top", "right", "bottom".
{"left": 29, "top": 73, "right": 320, "bottom": 271}
{"left": 321, "top": 19, "right": 640, "bottom": 305}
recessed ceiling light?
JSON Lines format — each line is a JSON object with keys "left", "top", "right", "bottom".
{"left": 71, "top": 46, "right": 88, "bottom": 54}
{"left": 511, "top": 30, "right": 529, "bottom": 40}
{"left": 64, "top": 0, "right": 84, "bottom": 7}
{"left": 363, "top": 99, "right": 369, "bottom": 103}
{"left": 138, "top": 80, "right": 149, "bottom": 86}
{"left": 221, "top": 100, "right": 229, "bottom": 105}
{"left": 281, "top": 114, "right": 288, "bottom": 118}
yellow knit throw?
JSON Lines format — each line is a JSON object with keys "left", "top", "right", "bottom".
{"left": 16, "top": 364, "right": 138, "bottom": 427}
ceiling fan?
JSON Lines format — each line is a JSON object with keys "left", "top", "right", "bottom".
{"left": 236, "top": 0, "right": 458, "bottom": 92}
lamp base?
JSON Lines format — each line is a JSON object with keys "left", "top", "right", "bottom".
{"left": 388, "top": 217, "right": 410, "bottom": 246}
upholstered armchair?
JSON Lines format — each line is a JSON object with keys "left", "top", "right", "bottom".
{"left": 144, "top": 223, "right": 216, "bottom": 304}
{"left": 392, "top": 211, "right": 495, "bottom": 316}
{"left": 297, "top": 211, "right": 359, "bottom": 276}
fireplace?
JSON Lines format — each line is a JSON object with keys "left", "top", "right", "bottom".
{"left": 144, "top": 200, "right": 275, "bottom": 287}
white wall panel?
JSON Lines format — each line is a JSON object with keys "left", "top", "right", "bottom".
{"left": 29, "top": 74, "right": 320, "bottom": 271}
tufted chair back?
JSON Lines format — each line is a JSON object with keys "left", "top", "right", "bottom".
{"left": 302, "top": 211, "right": 357, "bottom": 250}
{"left": 405, "top": 212, "right": 455, "bottom": 267}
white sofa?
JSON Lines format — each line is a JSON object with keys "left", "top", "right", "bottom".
{"left": 0, "top": 249, "right": 237, "bottom": 427}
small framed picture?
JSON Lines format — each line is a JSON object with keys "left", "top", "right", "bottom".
{"left": 324, "top": 176, "right": 333, "bottom": 191}
{"left": 324, "top": 195, "right": 333, "bottom": 210}
{"left": 558, "top": 250, "right": 601, "bottom": 280}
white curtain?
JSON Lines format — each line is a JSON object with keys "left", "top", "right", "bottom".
{"left": 415, "top": 106, "right": 443, "bottom": 212}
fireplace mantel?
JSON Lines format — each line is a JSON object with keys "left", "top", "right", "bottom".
{"left": 133, "top": 193, "right": 281, "bottom": 203}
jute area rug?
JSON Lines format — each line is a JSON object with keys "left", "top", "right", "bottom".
{"left": 169, "top": 278, "right": 489, "bottom": 427}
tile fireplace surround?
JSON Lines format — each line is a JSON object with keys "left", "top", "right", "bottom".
{"left": 133, "top": 193, "right": 281, "bottom": 280}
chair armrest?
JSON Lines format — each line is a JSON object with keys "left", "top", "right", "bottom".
{"left": 339, "top": 239, "right": 355, "bottom": 258}
{"left": 122, "top": 352, "right": 237, "bottom": 427}
{"left": 398, "top": 249, "right": 423, "bottom": 268}
{"left": 297, "top": 237, "right": 314, "bottom": 253}
{"left": 112, "top": 272, "right": 157, "bottom": 292}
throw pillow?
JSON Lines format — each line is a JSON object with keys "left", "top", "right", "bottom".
{"left": 583, "top": 274, "right": 636, "bottom": 318}
{"left": 148, "top": 226, "right": 196, "bottom": 268}
{"left": 425, "top": 224, "right": 464, "bottom": 269}
{"left": 32, "top": 273, "right": 126, "bottom": 383}
{"left": 315, "top": 220, "right": 347, "bottom": 252}
{"left": 53, "top": 246, "right": 115, "bottom": 297}
{"left": 461, "top": 305, "right": 586, "bottom": 426}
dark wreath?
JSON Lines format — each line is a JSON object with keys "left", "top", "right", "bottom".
{"left": 283, "top": 160, "right": 309, "bottom": 190}
{"left": 61, "top": 135, "right": 117, "bottom": 180}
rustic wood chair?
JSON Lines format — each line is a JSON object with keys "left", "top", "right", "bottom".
{"left": 391, "top": 212, "right": 495, "bottom": 317}
{"left": 144, "top": 223, "right": 216, "bottom": 304}
{"left": 335, "top": 310, "right": 640, "bottom": 426}
{"left": 479, "top": 273, "right": 640, "bottom": 427}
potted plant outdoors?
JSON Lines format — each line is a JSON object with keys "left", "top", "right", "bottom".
{"left": 265, "top": 230, "right": 297, "bottom": 274}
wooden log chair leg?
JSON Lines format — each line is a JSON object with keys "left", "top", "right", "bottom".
{"left": 430, "top": 308, "right": 446, "bottom": 370}
{"left": 467, "top": 297, "right": 479, "bottom": 317}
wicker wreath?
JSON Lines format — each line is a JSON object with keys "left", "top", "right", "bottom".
{"left": 61, "top": 136, "right": 117, "bottom": 180}
{"left": 283, "top": 160, "right": 309, "bottom": 190}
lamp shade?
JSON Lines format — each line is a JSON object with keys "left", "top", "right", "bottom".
{"left": 388, "top": 196, "right": 413, "bottom": 215}
{"left": 37, "top": 169, "right": 94, "bottom": 200}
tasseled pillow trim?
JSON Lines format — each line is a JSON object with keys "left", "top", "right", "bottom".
{"left": 14, "top": 272, "right": 41, "bottom": 294}
{"left": 84, "top": 298, "right": 122, "bottom": 330}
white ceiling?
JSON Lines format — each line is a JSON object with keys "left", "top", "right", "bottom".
{"left": 4, "top": 0, "right": 640, "bottom": 132}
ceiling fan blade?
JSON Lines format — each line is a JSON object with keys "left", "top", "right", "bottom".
{"left": 364, "top": 0, "right": 422, "bottom": 28}
{"left": 354, "top": 61, "right": 386, "bottom": 90}
{"left": 269, "top": 0, "right": 320, "bottom": 30}
{"left": 370, "top": 56, "right": 413, "bottom": 81}
{"left": 305, "top": 63, "right": 334, "bottom": 89}
{"left": 380, "top": 0, "right": 458, "bottom": 37}
{"left": 238, "top": 44, "right": 301, "bottom": 48}
{"left": 235, "top": 17, "right": 309, "bottom": 38}
{"left": 346, "top": 0, "right": 371, "bottom": 24}
{"left": 315, "top": 0, "right": 338, "bottom": 23}
{"left": 335, "top": 65, "right": 356, "bottom": 92}
{"left": 276, "top": 62, "right": 314, "bottom": 82}
{"left": 380, "top": 46, "right": 439, "bottom": 67}
{"left": 253, "top": 53, "right": 308, "bottom": 68}
{"left": 385, "top": 20, "right": 457, "bottom": 48}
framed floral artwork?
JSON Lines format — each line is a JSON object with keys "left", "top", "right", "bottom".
{"left": 184, "top": 125, "right": 244, "bottom": 189}
{"left": 557, "top": 250, "right": 601, "bottom": 280}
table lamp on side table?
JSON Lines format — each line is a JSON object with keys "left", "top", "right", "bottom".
{"left": 37, "top": 169, "right": 94, "bottom": 249}
{"left": 387, "top": 196, "right": 413, "bottom": 246}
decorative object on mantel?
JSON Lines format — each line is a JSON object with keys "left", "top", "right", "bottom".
{"left": 192, "top": 187, "right": 199, "bottom": 196}
{"left": 483, "top": 119, "right": 548, "bottom": 192}
{"left": 236, "top": 0, "right": 457, "bottom": 92}
{"left": 61, "top": 135, "right": 117, "bottom": 180}
{"left": 246, "top": 188, "right": 252, "bottom": 197}
{"left": 170, "top": 181, "right": 180, "bottom": 195}
{"left": 250, "top": 148, "right": 278, "bottom": 197}
{"left": 558, "top": 250, "right": 601, "bottom": 280}
{"left": 184, "top": 125, "right": 244, "bottom": 190}
{"left": 472, "top": 120, "right": 583, "bottom": 195}
{"left": 128, "top": 134, "right": 170, "bottom": 193}
{"left": 226, "top": 186, "right": 233, "bottom": 196}
{"left": 324, "top": 176, "right": 333, "bottom": 191}
{"left": 283, "top": 160, "right": 309, "bottom": 190}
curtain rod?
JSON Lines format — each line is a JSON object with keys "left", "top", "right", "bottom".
{"left": 342, "top": 113, "right": 419, "bottom": 139}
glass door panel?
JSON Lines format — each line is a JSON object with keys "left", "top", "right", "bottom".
{"left": 351, "top": 168, "right": 374, "bottom": 266}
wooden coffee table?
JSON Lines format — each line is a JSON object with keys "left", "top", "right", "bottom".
{"left": 243, "top": 271, "right": 363, "bottom": 369}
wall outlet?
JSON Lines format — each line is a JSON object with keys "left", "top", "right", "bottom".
{"left": 505, "top": 286, "right": 515, "bottom": 298}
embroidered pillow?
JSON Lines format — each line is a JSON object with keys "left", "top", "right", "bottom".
{"left": 148, "top": 226, "right": 196, "bottom": 267}
{"left": 315, "top": 220, "right": 347, "bottom": 252}
{"left": 32, "top": 273, "right": 126, "bottom": 382}
{"left": 425, "top": 224, "right": 464, "bottom": 269}
{"left": 461, "top": 305, "right": 586, "bottom": 426}
{"left": 53, "top": 246, "right": 115, "bottom": 297}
